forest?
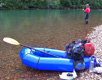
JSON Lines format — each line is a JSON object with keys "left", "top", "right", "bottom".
{"left": 0, "top": 0, "right": 102, "bottom": 10}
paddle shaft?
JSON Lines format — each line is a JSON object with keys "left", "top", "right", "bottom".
{"left": 20, "top": 44, "right": 60, "bottom": 58}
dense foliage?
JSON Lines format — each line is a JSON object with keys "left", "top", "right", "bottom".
{"left": 0, "top": 0, "right": 102, "bottom": 10}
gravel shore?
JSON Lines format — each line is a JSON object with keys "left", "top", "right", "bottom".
{"left": 75, "top": 25, "right": 102, "bottom": 80}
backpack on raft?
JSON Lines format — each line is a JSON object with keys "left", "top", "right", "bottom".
{"left": 66, "top": 39, "right": 95, "bottom": 70}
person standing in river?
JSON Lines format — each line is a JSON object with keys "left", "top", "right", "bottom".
{"left": 83, "top": 4, "right": 90, "bottom": 24}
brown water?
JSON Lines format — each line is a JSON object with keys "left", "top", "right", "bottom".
{"left": 0, "top": 10, "right": 102, "bottom": 80}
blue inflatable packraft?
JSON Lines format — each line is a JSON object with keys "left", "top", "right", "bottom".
{"left": 19, "top": 47, "right": 90, "bottom": 72}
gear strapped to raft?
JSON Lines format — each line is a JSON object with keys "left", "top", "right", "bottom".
{"left": 66, "top": 39, "right": 94, "bottom": 70}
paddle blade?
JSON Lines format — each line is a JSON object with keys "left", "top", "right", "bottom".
{"left": 3, "top": 37, "right": 20, "bottom": 45}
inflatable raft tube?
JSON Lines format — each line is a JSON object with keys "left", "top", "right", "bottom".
{"left": 19, "top": 47, "right": 91, "bottom": 72}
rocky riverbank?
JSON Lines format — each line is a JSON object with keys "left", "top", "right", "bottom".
{"left": 88, "top": 25, "right": 102, "bottom": 59}
{"left": 75, "top": 25, "right": 102, "bottom": 80}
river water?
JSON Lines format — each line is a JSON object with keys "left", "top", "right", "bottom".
{"left": 0, "top": 10, "right": 102, "bottom": 79}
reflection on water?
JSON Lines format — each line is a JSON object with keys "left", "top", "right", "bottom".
{"left": 0, "top": 10, "right": 102, "bottom": 49}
